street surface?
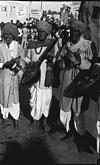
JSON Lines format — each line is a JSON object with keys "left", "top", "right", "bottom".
{"left": 0, "top": 83, "right": 99, "bottom": 164}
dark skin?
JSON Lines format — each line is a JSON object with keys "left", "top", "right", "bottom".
{"left": 4, "top": 33, "right": 14, "bottom": 48}
{"left": 70, "top": 28, "right": 82, "bottom": 44}
{"left": 2, "top": 33, "right": 23, "bottom": 73}
{"left": 37, "top": 29, "right": 48, "bottom": 42}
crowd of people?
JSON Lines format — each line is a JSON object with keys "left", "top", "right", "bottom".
{"left": 0, "top": 9, "right": 99, "bottom": 156}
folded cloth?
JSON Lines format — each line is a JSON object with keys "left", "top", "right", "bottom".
{"left": 3, "top": 22, "right": 19, "bottom": 38}
{"left": 36, "top": 21, "right": 52, "bottom": 34}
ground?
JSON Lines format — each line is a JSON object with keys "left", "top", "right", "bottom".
{"left": 0, "top": 84, "right": 99, "bottom": 164}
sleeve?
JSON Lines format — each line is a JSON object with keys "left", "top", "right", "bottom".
{"left": 0, "top": 49, "right": 4, "bottom": 68}
{"left": 91, "top": 42, "right": 98, "bottom": 60}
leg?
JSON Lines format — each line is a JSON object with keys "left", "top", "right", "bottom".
{"left": 39, "top": 115, "right": 50, "bottom": 132}
{"left": 74, "top": 113, "right": 92, "bottom": 153}
{"left": 60, "top": 110, "right": 74, "bottom": 141}
{"left": 39, "top": 115, "right": 45, "bottom": 131}
{"left": 96, "top": 95, "right": 100, "bottom": 162}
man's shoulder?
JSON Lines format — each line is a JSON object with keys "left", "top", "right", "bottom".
{"left": 0, "top": 41, "right": 5, "bottom": 49}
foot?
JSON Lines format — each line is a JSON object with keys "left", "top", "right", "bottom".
{"left": 27, "top": 120, "right": 34, "bottom": 130}
{"left": 78, "top": 144, "right": 93, "bottom": 154}
{"left": 39, "top": 123, "right": 45, "bottom": 131}
{"left": 97, "top": 158, "right": 100, "bottom": 164}
{"left": 74, "top": 132, "right": 94, "bottom": 154}
{"left": 60, "top": 130, "right": 73, "bottom": 141}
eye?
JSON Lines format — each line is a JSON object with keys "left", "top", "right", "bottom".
{"left": 92, "top": 6, "right": 100, "bottom": 19}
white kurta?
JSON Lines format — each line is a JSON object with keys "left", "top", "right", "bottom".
{"left": 0, "top": 41, "right": 24, "bottom": 120}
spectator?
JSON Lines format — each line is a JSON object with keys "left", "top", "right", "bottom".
{"left": 0, "top": 22, "right": 25, "bottom": 139}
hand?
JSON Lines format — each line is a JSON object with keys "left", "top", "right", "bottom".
{"left": 2, "top": 59, "right": 15, "bottom": 70}
{"left": 18, "top": 59, "right": 27, "bottom": 70}
{"left": 12, "top": 60, "right": 26, "bottom": 74}
{"left": 13, "top": 65, "right": 21, "bottom": 74}
{"left": 2, "top": 56, "right": 21, "bottom": 71}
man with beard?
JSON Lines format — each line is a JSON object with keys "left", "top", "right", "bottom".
{"left": 24, "top": 20, "right": 59, "bottom": 132}
{"left": 59, "top": 19, "right": 98, "bottom": 153}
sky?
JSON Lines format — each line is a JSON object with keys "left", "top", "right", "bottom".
{"left": 0, "top": 1, "right": 73, "bottom": 12}
{"left": 30, "top": 1, "right": 73, "bottom": 11}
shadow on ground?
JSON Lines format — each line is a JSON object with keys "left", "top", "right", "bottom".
{"left": 1, "top": 136, "right": 56, "bottom": 165}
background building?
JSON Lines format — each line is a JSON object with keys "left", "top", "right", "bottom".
{"left": 0, "top": 1, "right": 42, "bottom": 23}
{"left": 0, "top": 1, "right": 81, "bottom": 23}
{"left": 71, "top": 1, "right": 81, "bottom": 18}
{"left": 0, "top": 1, "right": 30, "bottom": 23}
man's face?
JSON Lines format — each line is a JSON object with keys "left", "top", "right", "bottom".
{"left": 4, "top": 33, "right": 13, "bottom": 45}
{"left": 37, "top": 29, "right": 48, "bottom": 41}
{"left": 70, "top": 28, "right": 81, "bottom": 44}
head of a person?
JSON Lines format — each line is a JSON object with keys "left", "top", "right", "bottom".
{"left": 3, "top": 22, "right": 19, "bottom": 46}
{"left": 70, "top": 19, "right": 87, "bottom": 44}
{"left": 36, "top": 20, "right": 52, "bottom": 41}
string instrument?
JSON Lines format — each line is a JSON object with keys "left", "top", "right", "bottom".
{"left": 20, "top": 25, "right": 71, "bottom": 86}
{"left": 52, "top": 32, "right": 69, "bottom": 88}
{"left": 20, "top": 36, "right": 58, "bottom": 86}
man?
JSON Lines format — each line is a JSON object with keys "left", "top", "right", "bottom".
{"left": 21, "top": 22, "right": 28, "bottom": 49}
{"left": 59, "top": 19, "right": 97, "bottom": 152}
{"left": 0, "top": 22, "right": 25, "bottom": 140}
{"left": 25, "top": 20, "right": 58, "bottom": 132}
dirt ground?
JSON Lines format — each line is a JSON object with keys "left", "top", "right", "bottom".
{"left": 0, "top": 84, "right": 99, "bottom": 164}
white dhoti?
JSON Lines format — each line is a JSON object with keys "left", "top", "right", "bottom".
{"left": 0, "top": 103, "right": 20, "bottom": 120}
{"left": 60, "top": 110, "right": 71, "bottom": 132}
{"left": 30, "top": 86, "right": 52, "bottom": 120}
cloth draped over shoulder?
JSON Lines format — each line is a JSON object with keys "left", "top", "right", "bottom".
{"left": 0, "top": 40, "right": 24, "bottom": 120}
{"left": 3, "top": 22, "right": 19, "bottom": 38}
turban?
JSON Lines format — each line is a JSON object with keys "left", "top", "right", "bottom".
{"left": 3, "top": 22, "right": 19, "bottom": 38}
{"left": 70, "top": 19, "right": 87, "bottom": 34}
{"left": 36, "top": 21, "right": 52, "bottom": 34}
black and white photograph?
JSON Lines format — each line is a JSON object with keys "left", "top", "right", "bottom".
{"left": 0, "top": 1, "right": 100, "bottom": 164}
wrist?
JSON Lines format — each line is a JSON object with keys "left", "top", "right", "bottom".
{"left": 0, "top": 62, "right": 3, "bottom": 68}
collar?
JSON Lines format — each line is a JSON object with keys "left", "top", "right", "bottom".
{"left": 68, "top": 36, "right": 92, "bottom": 53}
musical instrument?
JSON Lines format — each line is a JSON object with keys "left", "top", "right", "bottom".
{"left": 63, "top": 64, "right": 100, "bottom": 98}
{"left": 20, "top": 36, "right": 58, "bottom": 86}
{"left": 20, "top": 25, "right": 71, "bottom": 86}
{"left": 2, "top": 56, "right": 21, "bottom": 72}
{"left": 2, "top": 56, "right": 27, "bottom": 74}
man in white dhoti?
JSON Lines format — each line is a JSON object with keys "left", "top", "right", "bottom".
{"left": 25, "top": 20, "right": 57, "bottom": 131}
{"left": 0, "top": 22, "right": 25, "bottom": 139}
